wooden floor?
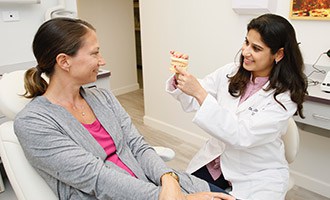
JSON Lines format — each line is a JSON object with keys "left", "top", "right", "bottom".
{"left": 117, "top": 89, "right": 330, "bottom": 200}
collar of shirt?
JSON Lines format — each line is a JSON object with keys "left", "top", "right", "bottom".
{"left": 239, "top": 76, "right": 269, "bottom": 104}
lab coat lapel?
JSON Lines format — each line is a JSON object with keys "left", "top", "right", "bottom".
{"left": 236, "top": 81, "right": 273, "bottom": 114}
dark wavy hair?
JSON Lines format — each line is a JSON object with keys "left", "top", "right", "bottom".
{"left": 23, "top": 17, "right": 95, "bottom": 98}
{"left": 228, "top": 14, "right": 308, "bottom": 118}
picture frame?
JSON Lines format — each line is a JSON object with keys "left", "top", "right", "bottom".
{"left": 289, "top": 0, "right": 330, "bottom": 20}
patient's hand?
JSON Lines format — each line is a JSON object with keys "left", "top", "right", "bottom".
{"left": 159, "top": 173, "right": 186, "bottom": 200}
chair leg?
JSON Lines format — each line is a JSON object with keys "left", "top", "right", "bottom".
{"left": 0, "top": 164, "right": 5, "bottom": 193}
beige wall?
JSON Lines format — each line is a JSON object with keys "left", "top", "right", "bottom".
{"left": 77, "top": 0, "right": 139, "bottom": 95}
{"left": 140, "top": 0, "right": 330, "bottom": 197}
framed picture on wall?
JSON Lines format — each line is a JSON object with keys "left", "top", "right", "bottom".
{"left": 289, "top": 0, "right": 330, "bottom": 20}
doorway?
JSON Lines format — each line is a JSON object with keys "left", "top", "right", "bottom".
{"left": 134, "top": 0, "right": 143, "bottom": 89}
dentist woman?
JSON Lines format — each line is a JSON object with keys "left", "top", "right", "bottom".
{"left": 166, "top": 14, "right": 307, "bottom": 200}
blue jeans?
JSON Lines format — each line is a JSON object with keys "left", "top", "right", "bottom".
{"left": 208, "top": 182, "right": 229, "bottom": 194}
{"left": 192, "top": 165, "right": 231, "bottom": 189}
{"left": 209, "top": 183, "right": 240, "bottom": 199}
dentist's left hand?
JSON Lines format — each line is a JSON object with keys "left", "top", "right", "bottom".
{"left": 175, "top": 66, "right": 208, "bottom": 106}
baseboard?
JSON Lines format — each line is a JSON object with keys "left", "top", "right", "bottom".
{"left": 291, "top": 170, "right": 330, "bottom": 198}
{"left": 111, "top": 83, "right": 140, "bottom": 96}
{"left": 143, "top": 115, "right": 208, "bottom": 147}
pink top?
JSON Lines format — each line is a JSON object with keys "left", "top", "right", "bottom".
{"left": 239, "top": 76, "right": 269, "bottom": 105}
{"left": 207, "top": 76, "right": 269, "bottom": 180}
{"left": 82, "top": 119, "right": 136, "bottom": 177}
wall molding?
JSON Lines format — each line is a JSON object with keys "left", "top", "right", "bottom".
{"left": 112, "top": 83, "right": 139, "bottom": 96}
{"left": 291, "top": 170, "right": 330, "bottom": 198}
{"left": 143, "top": 115, "right": 208, "bottom": 149}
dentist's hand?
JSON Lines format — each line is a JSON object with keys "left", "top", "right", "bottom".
{"left": 175, "top": 66, "right": 208, "bottom": 105}
{"left": 170, "top": 50, "right": 189, "bottom": 60}
{"left": 170, "top": 50, "right": 189, "bottom": 78}
{"left": 186, "top": 192, "right": 236, "bottom": 200}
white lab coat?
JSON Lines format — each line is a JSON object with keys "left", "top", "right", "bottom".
{"left": 166, "top": 63, "right": 297, "bottom": 200}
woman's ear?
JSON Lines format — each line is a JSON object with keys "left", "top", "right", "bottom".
{"left": 275, "top": 48, "right": 284, "bottom": 63}
{"left": 56, "top": 53, "right": 70, "bottom": 72}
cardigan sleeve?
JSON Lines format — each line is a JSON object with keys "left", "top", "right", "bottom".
{"left": 99, "top": 88, "right": 172, "bottom": 184}
{"left": 97, "top": 88, "right": 210, "bottom": 194}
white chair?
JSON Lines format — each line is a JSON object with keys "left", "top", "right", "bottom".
{"left": 224, "top": 118, "right": 300, "bottom": 194}
{"left": 0, "top": 70, "right": 174, "bottom": 199}
{"left": 0, "top": 70, "right": 57, "bottom": 199}
{"left": 282, "top": 118, "right": 300, "bottom": 192}
{"left": 0, "top": 121, "right": 57, "bottom": 200}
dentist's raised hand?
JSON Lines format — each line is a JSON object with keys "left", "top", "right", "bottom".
{"left": 170, "top": 50, "right": 189, "bottom": 60}
{"left": 175, "top": 64, "right": 208, "bottom": 106}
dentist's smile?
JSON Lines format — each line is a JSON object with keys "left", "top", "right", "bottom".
{"left": 244, "top": 58, "right": 254, "bottom": 65}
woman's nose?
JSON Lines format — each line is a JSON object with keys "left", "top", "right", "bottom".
{"left": 242, "top": 46, "right": 252, "bottom": 57}
{"left": 98, "top": 56, "right": 106, "bottom": 66}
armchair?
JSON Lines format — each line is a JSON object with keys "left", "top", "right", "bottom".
{"left": 0, "top": 70, "right": 174, "bottom": 199}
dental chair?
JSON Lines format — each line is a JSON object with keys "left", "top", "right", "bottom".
{"left": 0, "top": 70, "right": 175, "bottom": 199}
{"left": 282, "top": 117, "right": 300, "bottom": 192}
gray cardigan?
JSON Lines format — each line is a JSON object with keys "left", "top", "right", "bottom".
{"left": 14, "top": 87, "right": 209, "bottom": 200}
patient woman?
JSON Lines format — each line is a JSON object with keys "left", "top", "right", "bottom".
{"left": 13, "top": 18, "right": 234, "bottom": 200}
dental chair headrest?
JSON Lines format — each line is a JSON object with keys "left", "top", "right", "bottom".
{"left": 0, "top": 70, "right": 31, "bottom": 120}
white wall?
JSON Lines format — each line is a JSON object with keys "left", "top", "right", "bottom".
{"left": 0, "top": 1, "right": 57, "bottom": 66}
{"left": 0, "top": 0, "right": 138, "bottom": 95}
{"left": 77, "top": 0, "right": 139, "bottom": 96}
{"left": 140, "top": 0, "right": 330, "bottom": 197}
{"left": 291, "top": 125, "right": 330, "bottom": 197}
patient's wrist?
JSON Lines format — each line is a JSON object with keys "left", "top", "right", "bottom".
{"left": 160, "top": 172, "right": 180, "bottom": 185}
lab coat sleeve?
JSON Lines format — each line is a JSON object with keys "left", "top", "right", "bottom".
{"left": 165, "top": 64, "right": 233, "bottom": 112}
{"left": 192, "top": 92, "right": 297, "bottom": 148}
{"left": 165, "top": 75, "right": 201, "bottom": 112}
